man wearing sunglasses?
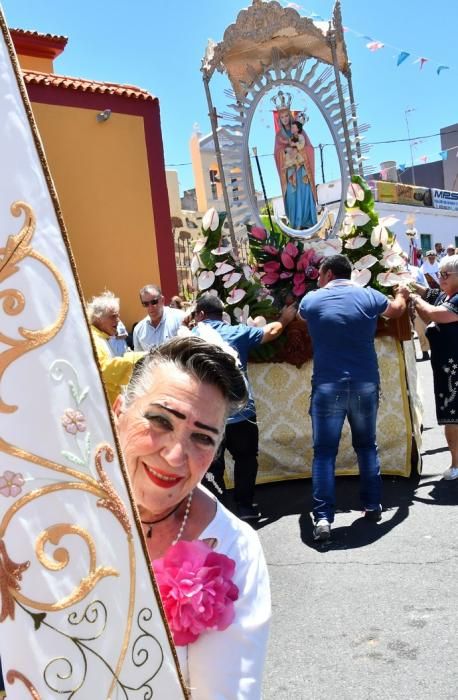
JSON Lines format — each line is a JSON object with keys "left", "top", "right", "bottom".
{"left": 133, "top": 284, "right": 185, "bottom": 351}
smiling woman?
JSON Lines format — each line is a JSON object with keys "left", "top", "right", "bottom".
{"left": 114, "top": 336, "right": 271, "bottom": 699}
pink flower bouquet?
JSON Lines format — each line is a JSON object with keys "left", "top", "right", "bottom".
{"left": 153, "top": 539, "right": 239, "bottom": 646}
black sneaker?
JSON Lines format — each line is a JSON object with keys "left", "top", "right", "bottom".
{"left": 364, "top": 507, "right": 382, "bottom": 522}
{"left": 237, "top": 504, "right": 261, "bottom": 521}
{"left": 313, "top": 519, "right": 331, "bottom": 541}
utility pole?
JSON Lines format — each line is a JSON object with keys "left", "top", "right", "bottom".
{"left": 405, "top": 107, "right": 416, "bottom": 186}
{"left": 318, "top": 144, "right": 325, "bottom": 183}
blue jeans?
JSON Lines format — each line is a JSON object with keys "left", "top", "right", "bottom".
{"left": 310, "top": 379, "right": 381, "bottom": 523}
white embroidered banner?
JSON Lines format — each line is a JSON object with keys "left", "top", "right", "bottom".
{"left": 0, "top": 12, "right": 186, "bottom": 699}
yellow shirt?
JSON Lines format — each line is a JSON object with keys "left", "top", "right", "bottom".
{"left": 91, "top": 325, "right": 144, "bottom": 406}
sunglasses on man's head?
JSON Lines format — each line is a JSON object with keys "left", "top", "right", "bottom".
{"left": 439, "top": 271, "right": 458, "bottom": 280}
{"left": 141, "top": 298, "right": 160, "bottom": 307}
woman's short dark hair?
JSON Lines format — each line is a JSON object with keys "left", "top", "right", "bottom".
{"left": 320, "top": 254, "right": 352, "bottom": 280}
{"left": 124, "top": 336, "right": 247, "bottom": 417}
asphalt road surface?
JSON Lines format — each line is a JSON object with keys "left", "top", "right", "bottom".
{"left": 252, "top": 345, "right": 457, "bottom": 700}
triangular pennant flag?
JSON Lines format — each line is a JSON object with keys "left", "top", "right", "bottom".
{"left": 419, "top": 155, "right": 428, "bottom": 163}
{"left": 397, "top": 51, "right": 410, "bottom": 66}
{"left": 439, "top": 150, "right": 448, "bottom": 161}
{"left": 437, "top": 65, "right": 450, "bottom": 75}
{"left": 366, "top": 41, "right": 384, "bottom": 52}
{"left": 399, "top": 164, "right": 406, "bottom": 172}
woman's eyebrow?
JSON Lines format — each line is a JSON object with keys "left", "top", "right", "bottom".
{"left": 148, "top": 404, "right": 220, "bottom": 434}
{"left": 194, "top": 421, "right": 220, "bottom": 435}
{"left": 149, "top": 403, "right": 185, "bottom": 419}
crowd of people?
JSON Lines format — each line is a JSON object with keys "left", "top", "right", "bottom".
{"left": 82, "top": 249, "right": 458, "bottom": 698}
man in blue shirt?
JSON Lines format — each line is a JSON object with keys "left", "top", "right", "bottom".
{"left": 298, "top": 254, "right": 408, "bottom": 541}
{"left": 194, "top": 293, "right": 296, "bottom": 520}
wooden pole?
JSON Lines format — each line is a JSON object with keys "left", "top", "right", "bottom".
{"left": 202, "top": 72, "right": 239, "bottom": 259}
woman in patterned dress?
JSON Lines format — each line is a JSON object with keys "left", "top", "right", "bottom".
{"left": 412, "top": 255, "right": 458, "bottom": 479}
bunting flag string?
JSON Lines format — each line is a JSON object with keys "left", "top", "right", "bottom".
{"left": 278, "top": 1, "right": 453, "bottom": 75}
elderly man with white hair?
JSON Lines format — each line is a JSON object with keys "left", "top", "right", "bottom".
{"left": 88, "top": 291, "right": 144, "bottom": 406}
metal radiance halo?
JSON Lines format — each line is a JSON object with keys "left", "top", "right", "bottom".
{"left": 219, "top": 57, "right": 355, "bottom": 240}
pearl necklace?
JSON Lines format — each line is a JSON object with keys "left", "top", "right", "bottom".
{"left": 172, "top": 489, "right": 193, "bottom": 545}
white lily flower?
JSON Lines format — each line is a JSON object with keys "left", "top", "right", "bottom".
{"left": 345, "top": 236, "right": 367, "bottom": 250}
{"left": 191, "top": 255, "right": 202, "bottom": 275}
{"left": 223, "top": 272, "right": 242, "bottom": 288}
{"left": 193, "top": 238, "right": 207, "bottom": 254}
{"left": 351, "top": 268, "right": 371, "bottom": 287}
{"left": 211, "top": 244, "right": 232, "bottom": 256}
{"left": 371, "top": 225, "right": 389, "bottom": 247}
{"left": 202, "top": 207, "right": 220, "bottom": 231}
{"left": 226, "top": 288, "right": 246, "bottom": 305}
{"left": 354, "top": 254, "right": 378, "bottom": 270}
{"left": 215, "top": 262, "right": 234, "bottom": 276}
{"left": 233, "top": 304, "right": 250, "bottom": 324}
{"left": 242, "top": 264, "right": 253, "bottom": 280}
{"left": 379, "top": 215, "right": 399, "bottom": 228}
{"left": 346, "top": 208, "right": 370, "bottom": 227}
{"left": 346, "top": 182, "right": 365, "bottom": 207}
{"left": 197, "top": 270, "right": 215, "bottom": 290}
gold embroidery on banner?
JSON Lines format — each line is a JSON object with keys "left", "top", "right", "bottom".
{"left": 0, "top": 201, "right": 69, "bottom": 413}
{"left": 94, "top": 444, "right": 135, "bottom": 699}
{"left": 6, "top": 670, "right": 41, "bottom": 699}
{"left": 95, "top": 444, "right": 132, "bottom": 536}
{"left": 0, "top": 13, "right": 187, "bottom": 693}
{"left": 0, "top": 539, "right": 30, "bottom": 622}
{"left": 13, "top": 524, "right": 118, "bottom": 613}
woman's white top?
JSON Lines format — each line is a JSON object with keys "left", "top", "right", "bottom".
{"left": 175, "top": 494, "right": 271, "bottom": 699}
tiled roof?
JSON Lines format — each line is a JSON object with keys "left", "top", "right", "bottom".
{"left": 10, "top": 28, "right": 68, "bottom": 59}
{"left": 10, "top": 27, "right": 68, "bottom": 42}
{"left": 23, "top": 70, "right": 156, "bottom": 101}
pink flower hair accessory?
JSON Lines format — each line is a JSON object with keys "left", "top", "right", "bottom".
{"left": 153, "top": 539, "right": 239, "bottom": 646}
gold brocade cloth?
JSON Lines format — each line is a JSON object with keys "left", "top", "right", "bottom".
{"left": 226, "top": 337, "right": 423, "bottom": 484}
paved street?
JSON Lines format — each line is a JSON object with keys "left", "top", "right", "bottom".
{"left": 253, "top": 345, "right": 458, "bottom": 699}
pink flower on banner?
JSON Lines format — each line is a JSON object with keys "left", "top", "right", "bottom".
{"left": 250, "top": 226, "right": 267, "bottom": 241}
{"left": 284, "top": 242, "right": 299, "bottom": 258}
{"left": 0, "top": 471, "right": 24, "bottom": 498}
{"left": 293, "top": 272, "right": 305, "bottom": 286}
{"left": 263, "top": 261, "right": 281, "bottom": 273}
{"left": 281, "top": 251, "right": 295, "bottom": 270}
{"left": 153, "top": 540, "right": 239, "bottom": 646}
{"left": 263, "top": 245, "right": 279, "bottom": 255}
{"left": 61, "top": 409, "right": 86, "bottom": 435}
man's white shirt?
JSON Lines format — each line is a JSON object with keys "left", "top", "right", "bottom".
{"left": 133, "top": 307, "right": 185, "bottom": 350}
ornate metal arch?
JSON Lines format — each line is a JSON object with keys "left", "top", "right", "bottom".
{"left": 218, "top": 56, "right": 354, "bottom": 238}
{"left": 201, "top": 1, "right": 369, "bottom": 246}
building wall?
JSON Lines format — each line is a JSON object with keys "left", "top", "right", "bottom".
{"left": 441, "top": 124, "right": 458, "bottom": 191}
{"left": 30, "top": 100, "right": 164, "bottom": 329}
{"left": 166, "top": 170, "right": 182, "bottom": 217}
{"left": 190, "top": 131, "right": 225, "bottom": 212}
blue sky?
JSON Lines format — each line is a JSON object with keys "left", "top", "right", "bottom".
{"left": 2, "top": 0, "right": 457, "bottom": 199}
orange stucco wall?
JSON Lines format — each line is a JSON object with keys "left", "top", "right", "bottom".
{"left": 31, "top": 101, "right": 161, "bottom": 330}
{"left": 18, "top": 55, "right": 54, "bottom": 72}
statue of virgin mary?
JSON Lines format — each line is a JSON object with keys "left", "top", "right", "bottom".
{"left": 272, "top": 91, "right": 317, "bottom": 230}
